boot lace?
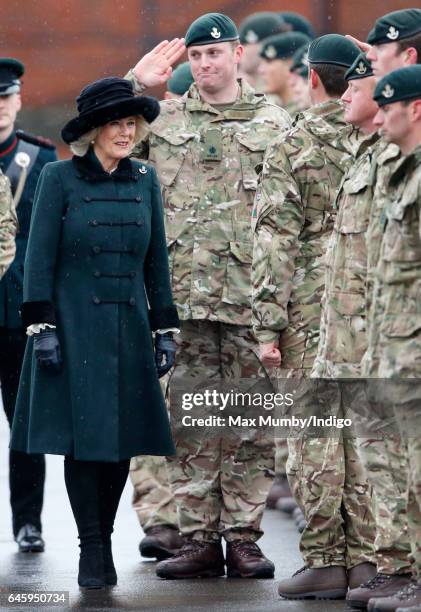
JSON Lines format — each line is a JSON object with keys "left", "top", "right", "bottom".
{"left": 360, "top": 573, "right": 392, "bottom": 589}
{"left": 230, "top": 541, "right": 263, "bottom": 558}
{"left": 395, "top": 582, "right": 420, "bottom": 601}
{"left": 176, "top": 540, "right": 209, "bottom": 558}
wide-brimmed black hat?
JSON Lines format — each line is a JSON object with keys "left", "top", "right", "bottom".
{"left": 61, "top": 77, "right": 160, "bottom": 144}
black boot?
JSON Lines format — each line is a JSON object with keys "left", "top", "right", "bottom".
{"left": 78, "top": 542, "right": 105, "bottom": 589}
{"left": 102, "top": 537, "right": 117, "bottom": 586}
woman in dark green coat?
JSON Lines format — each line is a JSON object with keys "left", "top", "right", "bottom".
{"left": 11, "top": 77, "right": 179, "bottom": 589}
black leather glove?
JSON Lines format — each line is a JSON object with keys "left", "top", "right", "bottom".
{"left": 155, "top": 332, "right": 176, "bottom": 378}
{"left": 33, "top": 328, "right": 62, "bottom": 372}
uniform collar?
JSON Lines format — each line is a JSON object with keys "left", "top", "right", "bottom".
{"left": 72, "top": 146, "right": 138, "bottom": 181}
{"left": 0, "top": 130, "right": 17, "bottom": 157}
{"left": 185, "top": 78, "right": 265, "bottom": 114}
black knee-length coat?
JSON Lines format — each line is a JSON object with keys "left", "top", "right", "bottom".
{"left": 11, "top": 148, "right": 179, "bottom": 461}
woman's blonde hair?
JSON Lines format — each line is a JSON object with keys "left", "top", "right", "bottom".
{"left": 70, "top": 116, "right": 150, "bottom": 156}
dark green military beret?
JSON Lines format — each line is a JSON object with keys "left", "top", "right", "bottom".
{"left": 308, "top": 34, "right": 360, "bottom": 68}
{"left": 167, "top": 62, "right": 194, "bottom": 96}
{"left": 239, "top": 12, "right": 286, "bottom": 45}
{"left": 0, "top": 58, "right": 24, "bottom": 95}
{"left": 374, "top": 65, "right": 421, "bottom": 107}
{"left": 260, "top": 32, "right": 311, "bottom": 61}
{"left": 345, "top": 53, "right": 374, "bottom": 81}
{"left": 290, "top": 43, "right": 310, "bottom": 78}
{"left": 279, "top": 12, "right": 316, "bottom": 39}
{"left": 367, "top": 9, "right": 421, "bottom": 46}
{"left": 185, "top": 13, "right": 239, "bottom": 48}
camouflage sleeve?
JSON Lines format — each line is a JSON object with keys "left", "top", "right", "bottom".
{"left": 124, "top": 69, "right": 147, "bottom": 94}
{"left": 0, "top": 172, "right": 17, "bottom": 279}
{"left": 252, "top": 136, "right": 305, "bottom": 343}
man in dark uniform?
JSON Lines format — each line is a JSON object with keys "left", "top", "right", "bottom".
{"left": 0, "top": 58, "right": 57, "bottom": 552}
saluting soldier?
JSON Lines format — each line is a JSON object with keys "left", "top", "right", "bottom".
{"left": 0, "top": 58, "right": 57, "bottom": 553}
{"left": 127, "top": 13, "right": 291, "bottom": 579}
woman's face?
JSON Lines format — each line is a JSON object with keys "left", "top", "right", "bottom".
{"left": 94, "top": 116, "right": 137, "bottom": 162}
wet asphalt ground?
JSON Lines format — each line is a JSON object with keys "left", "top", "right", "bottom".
{"left": 0, "top": 412, "right": 349, "bottom": 612}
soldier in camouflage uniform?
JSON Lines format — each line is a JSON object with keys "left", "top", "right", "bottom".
{"left": 252, "top": 34, "right": 377, "bottom": 599}
{"left": 127, "top": 14, "right": 291, "bottom": 579}
{"left": 0, "top": 170, "right": 16, "bottom": 278}
{"left": 259, "top": 31, "right": 311, "bottom": 118}
{"left": 361, "top": 66, "right": 421, "bottom": 612}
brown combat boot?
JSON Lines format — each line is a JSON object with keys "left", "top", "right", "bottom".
{"left": 278, "top": 565, "right": 347, "bottom": 599}
{"left": 348, "top": 563, "right": 378, "bottom": 589}
{"left": 226, "top": 541, "right": 275, "bottom": 578}
{"left": 347, "top": 573, "right": 413, "bottom": 609}
{"left": 155, "top": 540, "right": 225, "bottom": 579}
{"left": 139, "top": 525, "right": 184, "bottom": 561}
{"left": 368, "top": 583, "right": 421, "bottom": 611}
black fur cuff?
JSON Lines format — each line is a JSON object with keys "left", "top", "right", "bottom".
{"left": 20, "top": 301, "right": 56, "bottom": 328}
{"left": 149, "top": 305, "right": 180, "bottom": 331}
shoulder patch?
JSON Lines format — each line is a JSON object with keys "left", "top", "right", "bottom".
{"left": 16, "top": 129, "right": 56, "bottom": 150}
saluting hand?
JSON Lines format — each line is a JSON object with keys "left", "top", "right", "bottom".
{"left": 34, "top": 329, "right": 62, "bottom": 372}
{"left": 133, "top": 39, "right": 186, "bottom": 87}
{"left": 345, "top": 35, "right": 371, "bottom": 53}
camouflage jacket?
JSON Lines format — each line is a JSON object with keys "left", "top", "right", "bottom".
{"left": 130, "top": 78, "right": 291, "bottom": 326}
{"left": 0, "top": 171, "right": 17, "bottom": 279}
{"left": 365, "top": 144, "right": 421, "bottom": 378}
{"left": 361, "top": 140, "right": 401, "bottom": 377}
{"left": 312, "top": 133, "right": 381, "bottom": 378}
{"left": 252, "top": 99, "right": 359, "bottom": 344}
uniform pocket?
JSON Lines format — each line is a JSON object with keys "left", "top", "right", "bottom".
{"left": 235, "top": 133, "right": 265, "bottom": 192}
{"left": 221, "top": 240, "right": 253, "bottom": 307}
{"left": 382, "top": 315, "right": 421, "bottom": 338}
{"left": 149, "top": 129, "right": 195, "bottom": 188}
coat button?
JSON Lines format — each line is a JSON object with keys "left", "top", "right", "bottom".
{"left": 135, "top": 196, "right": 142, "bottom": 202}
{"left": 84, "top": 196, "right": 92, "bottom": 202}
{"left": 89, "top": 220, "right": 98, "bottom": 226}
{"left": 92, "top": 296, "right": 101, "bottom": 304}
{"left": 136, "top": 220, "right": 143, "bottom": 226}
{"left": 129, "top": 298, "right": 136, "bottom": 306}
{"left": 92, "top": 246, "right": 101, "bottom": 254}
{"left": 93, "top": 270, "right": 101, "bottom": 278}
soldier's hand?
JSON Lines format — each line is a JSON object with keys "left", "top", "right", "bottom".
{"left": 34, "top": 329, "right": 62, "bottom": 372}
{"left": 155, "top": 331, "right": 176, "bottom": 378}
{"left": 133, "top": 39, "right": 186, "bottom": 87}
{"left": 345, "top": 35, "right": 371, "bottom": 53}
{"left": 259, "top": 342, "right": 281, "bottom": 368}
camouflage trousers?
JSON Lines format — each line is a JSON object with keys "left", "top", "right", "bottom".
{"left": 130, "top": 455, "right": 177, "bottom": 531}
{"left": 277, "top": 374, "right": 376, "bottom": 568}
{"left": 274, "top": 439, "right": 288, "bottom": 476}
{"left": 354, "top": 395, "right": 411, "bottom": 575}
{"left": 168, "top": 320, "right": 275, "bottom": 543}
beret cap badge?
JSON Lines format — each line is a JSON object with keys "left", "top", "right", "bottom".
{"left": 265, "top": 45, "right": 277, "bottom": 59}
{"left": 386, "top": 26, "right": 400, "bottom": 40}
{"left": 382, "top": 83, "right": 395, "bottom": 98}
{"left": 245, "top": 29, "right": 259, "bottom": 44}
{"left": 356, "top": 61, "right": 367, "bottom": 75}
{"left": 210, "top": 27, "right": 221, "bottom": 39}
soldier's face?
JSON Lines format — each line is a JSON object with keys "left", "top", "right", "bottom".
{"left": 289, "top": 73, "right": 311, "bottom": 110}
{"left": 94, "top": 116, "right": 137, "bottom": 162}
{"left": 367, "top": 43, "right": 407, "bottom": 78}
{"left": 373, "top": 102, "right": 411, "bottom": 145}
{"left": 240, "top": 43, "right": 262, "bottom": 75}
{"left": 188, "top": 42, "right": 243, "bottom": 94}
{"left": 259, "top": 58, "right": 292, "bottom": 94}
{"left": 341, "top": 78, "right": 378, "bottom": 129}
{"left": 0, "top": 93, "right": 21, "bottom": 131}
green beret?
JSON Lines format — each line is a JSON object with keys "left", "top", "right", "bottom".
{"left": 367, "top": 9, "right": 421, "bottom": 46}
{"left": 345, "top": 53, "right": 374, "bottom": 81}
{"left": 167, "top": 62, "right": 194, "bottom": 96}
{"left": 185, "top": 13, "right": 239, "bottom": 48}
{"left": 279, "top": 12, "right": 316, "bottom": 39}
{"left": 260, "top": 32, "right": 311, "bottom": 61}
{"left": 239, "top": 12, "right": 286, "bottom": 45}
{"left": 0, "top": 58, "right": 25, "bottom": 95}
{"left": 308, "top": 34, "right": 360, "bottom": 68}
{"left": 374, "top": 65, "right": 421, "bottom": 107}
{"left": 290, "top": 43, "right": 310, "bottom": 78}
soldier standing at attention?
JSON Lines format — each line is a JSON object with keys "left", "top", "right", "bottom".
{"left": 127, "top": 13, "right": 291, "bottom": 579}
{"left": 0, "top": 169, "right": 16, "bottom": 279}
{"left": 0, "top": 58, "right": 57, "bottom": 553}
{"left": 252, "top": 35, "right": 377, "bottom": 599}
{"left": 363, "top": 66, "right": 421, "bottom": 612}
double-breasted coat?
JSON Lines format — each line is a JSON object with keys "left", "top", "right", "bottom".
{"left": 11, "top": 148, "right": 179, "bottom": 461}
